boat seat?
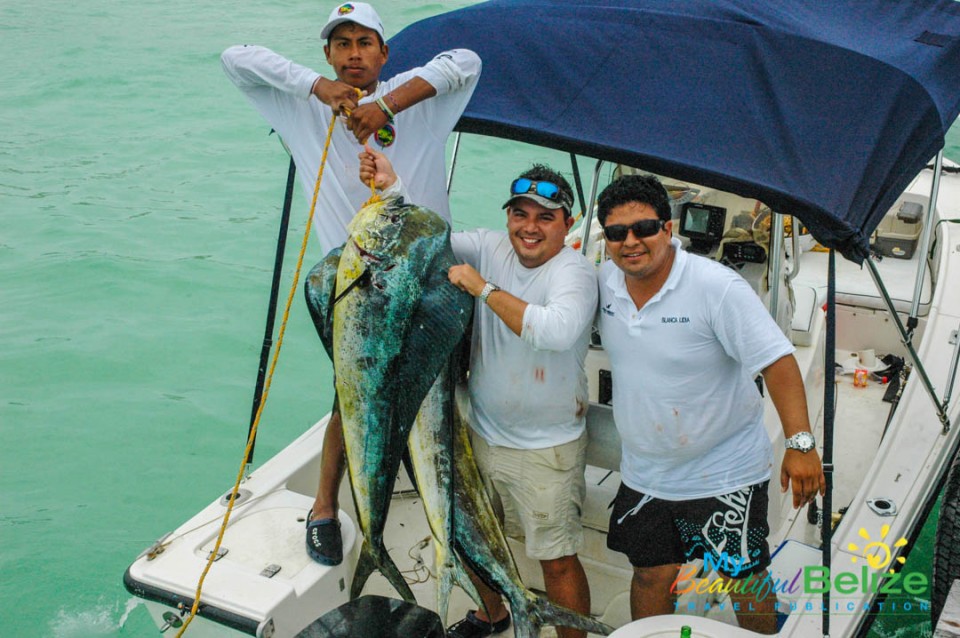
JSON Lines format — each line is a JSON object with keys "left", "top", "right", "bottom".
{"left": 790, "top": 284, "right": 819, "bottom": 346}
{"left": 582, "top": 465, "right": 619, "bottom": 534}
{"left": 793, "top": 249, "right": 932, "bottom": 316}
{"left": 768, "top": 540, "right": 823, "bottom": 605}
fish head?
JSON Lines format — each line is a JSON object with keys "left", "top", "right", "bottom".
{"left": 347, "top": 197, "right": 410, "bottom": 268}
{"left": 344, "top": 196, "right": 451, "bottom": 284}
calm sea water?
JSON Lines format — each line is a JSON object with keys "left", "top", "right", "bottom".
{"left": 2, "top": 2, "right": 959, "bottom": 636}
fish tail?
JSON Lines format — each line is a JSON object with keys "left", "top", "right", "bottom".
{"left": 433, "top": 544, "right": 484, "bottom": 623}
{"left": 350, "top": 539, "right": 417, "bottom": 604}
{"left": 349, "top": 541, "right": 376, "bottom": 600}
{"left": 509, "top": 592, "right": 614, "bottom": 638}
{"left": 453, "top": 555, "right": 484, "bottom": 614}
{"left": 433, "top": 546, "right": 454, "bottom": 623}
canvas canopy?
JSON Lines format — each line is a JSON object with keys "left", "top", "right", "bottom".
{"left": 385, "top": 0, "right": 960, "bottom": 262}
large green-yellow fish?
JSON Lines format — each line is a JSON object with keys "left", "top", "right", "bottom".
{"left": 305, "top": 196, "right": 472, "bottom": 603}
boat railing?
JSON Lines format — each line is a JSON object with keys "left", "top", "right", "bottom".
{"left": 911, "top": 150, "right": 945, "bottom": 337}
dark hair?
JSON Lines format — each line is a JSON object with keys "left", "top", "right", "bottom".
{"left": 513, "top": 164, "right": 575, "bottom": 218}
{"left": 596, "top": 174, "right": 671, "bottom": 226}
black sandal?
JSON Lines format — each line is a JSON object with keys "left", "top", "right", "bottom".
{"left": 446, "top": 610, "right": 511, "bottom": 638}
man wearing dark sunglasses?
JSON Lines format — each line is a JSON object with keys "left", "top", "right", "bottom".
{"left": 595, "top": 174, "right": 824, "bottom": 634}
{"left": 359, "top": 150, "right": 597, "bottom": 638}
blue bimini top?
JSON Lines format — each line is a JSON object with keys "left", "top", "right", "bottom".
{"left": 385, "top": 0, "right": 960, "bottom": 262}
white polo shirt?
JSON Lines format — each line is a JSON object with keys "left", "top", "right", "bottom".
{"left": 598, "top": 239, "right": 794, "bottom": 500}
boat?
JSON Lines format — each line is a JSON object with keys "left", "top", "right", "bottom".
{"left": 123, "top": 1, "right": 960, "bottom": 636}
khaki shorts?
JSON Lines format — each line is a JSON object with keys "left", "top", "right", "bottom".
{"left": 469, "top": 430, "right": 587, "bottom": 561}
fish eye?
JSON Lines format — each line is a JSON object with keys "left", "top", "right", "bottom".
{"left": 390, "top": 214, "right": 401, "bottom": 223}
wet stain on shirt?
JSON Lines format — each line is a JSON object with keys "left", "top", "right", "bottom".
{"left": 575, "top": 398, "right": 587, "bottom": 419}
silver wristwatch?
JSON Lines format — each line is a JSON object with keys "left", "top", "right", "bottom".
{"left": 479, "top": 281, "right": 500, "bottom": 305}
{"left": 785, "top": 431, "right": 816, "bottom": 453}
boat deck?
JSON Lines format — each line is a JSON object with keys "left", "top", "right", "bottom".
{"left": 126, "top": 170, "right": 960, "bottom": 637}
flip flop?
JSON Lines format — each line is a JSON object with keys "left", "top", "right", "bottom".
{"left": 305, "top": 510, "right": 343, "bottom": 566}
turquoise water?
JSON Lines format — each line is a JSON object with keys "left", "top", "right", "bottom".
{"left": 2, "top": 1, "right": 959, "bottom": 636}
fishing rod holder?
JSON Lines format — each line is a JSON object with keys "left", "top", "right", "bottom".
{"left": 219, "top": 488, "right": 252, "bottom": 508}
{"left": 866, "top": 498, "right": 898, "bottom": 517}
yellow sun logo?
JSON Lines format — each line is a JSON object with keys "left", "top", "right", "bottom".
{"left": 848, "top": 525, "right": 908, "bottom": 572}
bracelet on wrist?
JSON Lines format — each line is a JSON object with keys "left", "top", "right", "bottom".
{"left": 385, "top": 93, "right": 401, "bottom": 115}
{"left": 375, "top": 96, "right": 395, "bottom": 121}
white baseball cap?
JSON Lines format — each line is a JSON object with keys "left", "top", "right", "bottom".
{"left": 321, "top": 3, "right": 385, "bottom": 41}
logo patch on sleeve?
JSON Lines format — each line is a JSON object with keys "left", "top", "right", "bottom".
{"left": 374, "top": 124, "right": 396, "bottom": 148}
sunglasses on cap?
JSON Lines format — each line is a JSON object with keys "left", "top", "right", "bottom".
{"left": 509, "top": 178, "right": 574, "bottom": 211}
{"left": 602, "top": 219, "right": 667, "bottom": 242}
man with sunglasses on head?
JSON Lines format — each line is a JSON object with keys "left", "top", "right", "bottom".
{"left": 359, "top": 150, "right": 597, "bottom": 638}
{"left": 594, "top": 174, "right": 824, "bottom": 634}
{"left": 222, "top": 2, "right": 480, "bottom": 568}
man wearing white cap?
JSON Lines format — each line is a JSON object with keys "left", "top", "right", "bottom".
{"left": 222, "top": 2, "right": 481, "bottom": 568}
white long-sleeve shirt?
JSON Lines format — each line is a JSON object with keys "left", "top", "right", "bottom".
{"left": 221, "top": 45, "right": 481, "bottom": 253}
{"left": 452, "top": 230, "right": 599, "bottom": 449}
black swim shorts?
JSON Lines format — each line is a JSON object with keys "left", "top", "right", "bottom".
{"left": 607, "top": 481, "right": 771, "bottom": 578}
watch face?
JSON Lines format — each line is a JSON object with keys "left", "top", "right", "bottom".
{"left": 789, "top": 432, "right": 815, "bottom": 452}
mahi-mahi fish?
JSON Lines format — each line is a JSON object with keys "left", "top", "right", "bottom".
{"left": 405, "top": 358, "right": 484, "bottom": 621}
{"left": 307, "top": 263, "right": 482, "bottom": 618}
{"left": 304, "top": 196, "right": 473, "bottom": 603}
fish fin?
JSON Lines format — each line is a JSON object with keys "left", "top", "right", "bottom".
{"left": 304, "top": 247, "right": 343, "bottom": 360}
{"left": 452, "top": 555, "right": 484, "bottom": 616}
{"left": 400, "top": 447, "right": 420, "bottom": 497}
{"left": 433, "top": 544, "right": 454, "bottom": 623}
{"left": 439, "top": 365, "right": 486, "bottom": 618}
{"left": 350, "top": 539, "right": 418, "bottom": 604}
{"left": 388, "top": 252, "right": 473, "bottom": 434}
{"left": 431, "top": 544, "right": 484, "bottom": 623}
{"left": 510, "top": 592, "right": 613, "bottom": 637}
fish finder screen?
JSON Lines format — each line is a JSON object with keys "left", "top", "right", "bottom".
{"left": 683, "top": 207, "right": 710, "bottom": 235}
{"left": 679, "top": 203, "right": 727, "bottom": 252}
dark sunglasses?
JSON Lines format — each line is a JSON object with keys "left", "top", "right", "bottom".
{"left": 602, "top": 219, "right": 667, "bottom": 242}
{"left": 510, "top": 178, "right": 573, "bottom": 210}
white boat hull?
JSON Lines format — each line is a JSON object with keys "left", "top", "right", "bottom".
{"left": 125, "top": 416, "right": 360, "bottom": 637}
{"left": 126, "top": 163, "right": 960, "bottom": 638}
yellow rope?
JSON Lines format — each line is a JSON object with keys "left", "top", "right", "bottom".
{"left": 175, "top": 113, "right": 340, "bottom": 637}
